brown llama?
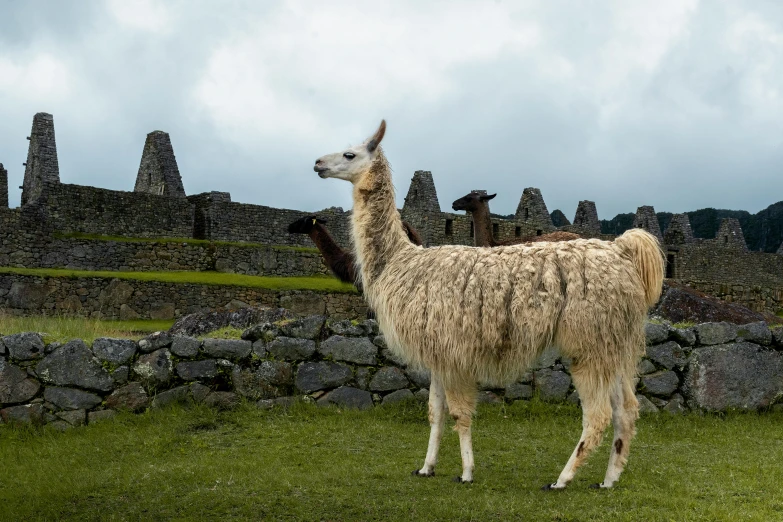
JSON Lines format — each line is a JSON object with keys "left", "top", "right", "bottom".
{"left": 314, "top": 120, "right": 664, "bottom": 489}
{"left": 451, "top": 191, "right": 580, "bottom": 247}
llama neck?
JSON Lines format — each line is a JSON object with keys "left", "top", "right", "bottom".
{"left": 351, "top": 150, "right": 410, "bottom": 287}
{"left": 471, "top": 203, "right": 497, "bottom": 247}
{"left": 308, "top": 225, "right": 344, "bottom": 263}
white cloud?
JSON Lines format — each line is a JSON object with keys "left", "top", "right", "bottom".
{"left": 106, "top": 0, "right": 171, "bottom": 33}
{"left": 0, "top": 54, "right": 72, "bottom": 102}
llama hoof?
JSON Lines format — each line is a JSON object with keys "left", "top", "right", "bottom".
{"left": 541, "top": 483, "right": 564, "bottom": 491}
{"left": 411, "top": 469, "right": 434, "bottom": 478}
{"left": 452, "top": 476, "right": 472, "bottom": 484}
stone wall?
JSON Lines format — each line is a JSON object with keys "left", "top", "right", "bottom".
{"left": 0, "top": 163, "right": 7, "bottom": 209}
{"left": 0, "top": 275, "right": 366, "bottom": 320}
{"left": 2, "top": 318, "right": 782, "bottom": 428}
{"left": 133, "top": 131, "right": 186, "bottom": 197}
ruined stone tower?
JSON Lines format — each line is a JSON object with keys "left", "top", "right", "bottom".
{"left": 402, "top": 170, "right": 440, "bottom": 214}
{"left": 663, "top": 213, "right": 694, "bottom": 245}
{"left": 134, "top": 131, "right": 186, "bottom": 197}
{"left": 550, "top": 209, "right": 570, "bottom": 227}
{"left": 632, "top": 206, "right": 663, "bottom": 241}
{"left": 715, "top": 218, "right": 748, "bottom": 251}
{"left": 515, "top": 188, "right": 554, "bottom": 232}
{"left": 572, "top": 200, "right": 600, "bottom": 233}
{"left": 21, "top": 112, "right": 60, "bottom": 206}
{"left": 0, "top": 163, "right": 8, "bottom": 208}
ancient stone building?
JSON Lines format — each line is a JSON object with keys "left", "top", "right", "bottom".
{"left": 632, "top": 205, "right": 663, "bottom": 241}
{"left": 0, "top": 163, "right": 7, "bottom": 208}
{"left": 134, "top": 131, "right": 186, "bottom": 197}
{"left": 572, "top": 200, "right": 600, "bottom": 233}
{"left": 403, "top": 170, "right": 440, "bottom": 214}
{"left": 663, "top": 213, "right": 694, "bottom": 245}
{"left": 550, "top": 209, "right": 570, "bottom": 227}
{"left": 715, "top": 218, "right": 748, "bottom": 252}
{"left": 21, "top": 112, "right": 60, "bottom": 206}
{"left": 515, "top": 188, "right": 555, "bottom": 233}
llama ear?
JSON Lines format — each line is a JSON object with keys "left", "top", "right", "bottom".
{"left": 366, "top": 120, "right": 386, "bottom": 153}
{"left": 481, "top": 193, "right": 497, "bottom": 201}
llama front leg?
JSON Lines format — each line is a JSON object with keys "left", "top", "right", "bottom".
{"left": 598, "top": 377, "right": 639, "bottom": 489}
{"left": 413, "top": 374, "right": 446, "bottom": 477}
{"left": 445, "top": 382, "right": 478, "bottom": 483}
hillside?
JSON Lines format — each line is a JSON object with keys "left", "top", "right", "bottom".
{"left": 599, "top": 201, "right": 783, "bottom": 252}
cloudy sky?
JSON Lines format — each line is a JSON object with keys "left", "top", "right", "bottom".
{"left": 1, "top": 0, "right": 782, "bottom": 219}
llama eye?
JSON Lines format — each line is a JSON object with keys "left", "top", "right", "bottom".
{"left": 343, "top": 152, "right": 355, "bottom": 160}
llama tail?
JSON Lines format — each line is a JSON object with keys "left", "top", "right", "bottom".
{"left": 615, "top": 228, "right": 665, "bottom": 308}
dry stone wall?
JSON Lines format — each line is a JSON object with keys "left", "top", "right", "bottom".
{"left": 2, "top": 319, "right": 782, "bottom": 429}
{"left": 0, "top": 274, "right": 366, "bottom": 320}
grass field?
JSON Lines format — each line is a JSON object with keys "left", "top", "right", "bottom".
{"left": 0, "top": 266, "right": 357, "bottom": 293}
{"left": 2, "top": 400, "right": 783, "bottom": 521}
{"left": 0, "top": 313, "right": 174, "bottom": 343}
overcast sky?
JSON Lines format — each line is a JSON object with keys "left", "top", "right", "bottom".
{"left": 1, "top": 0, "right": 782, "bottom": 219}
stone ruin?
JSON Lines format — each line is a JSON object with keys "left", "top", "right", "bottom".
{"left": 632, "top": 205, "right": 664, "bottom": 242}
{"left": 134, "top": 131, "right": 186, "bottom": 197}
{"left": 663, "top": 213, "right": 695, "bottom": 245}
{"left": 572, "top": 200, "right": 600, "bottom": 233}
{"left": 0, "top": 163, "right": 7, "bottom": 209}
{"left": 515, "top": 188, "right": 555, "bottom": 233}
{"left": 21, "top": 112, "right": 60, "bottom": 206}
{"left": 715, "top": 218, "right": 748, "bottom": 251}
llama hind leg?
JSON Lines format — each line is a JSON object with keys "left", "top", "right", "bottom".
{"left": 445, "top": 379, "right": 478, "bottom": 483}
{"left": 543, "top": 373, "right": 612, "bottom": 490}
{"left": 413, "top": 373, "right": 446, "bottom": 477}
{"left": 597, "top": 376, "right": 639, "bottom": 489}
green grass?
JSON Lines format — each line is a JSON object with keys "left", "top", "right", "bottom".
{"left": 198, "top": 326, "right": 245, "bottom": 340}
{"left": 2, "top": 401, "right": 783, "bottom": 521}
{"left": 53, "top": 232, "right": 320, "bottom": 253}
{"left": 0, "top": 313, "right": 174, "bottom": 343}
{"left": 0, "top": 267, "right": 357, "bottom": 293}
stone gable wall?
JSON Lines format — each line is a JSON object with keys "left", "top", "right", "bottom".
{"left": 2, "top": 319, "right": 782, "bottom": 428}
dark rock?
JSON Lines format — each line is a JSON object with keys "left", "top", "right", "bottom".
{"left": 636, "top": 394, "right": 659, "bottom": 414}
{"left": 176, "top": 360, "right": 217, "bottom": 381}
{"left": 414, "top": 388, "right": 429, "bottom": 402}
{"left": 251, "top": 340, "right": 267, "bottom": 358}
{"left": 111, "top": 366, "right": 130, "bottom": 385}
{"left": 151, "top": 386, "right": 191, "bottom": 408}
{"left": 505, "top": 382, "right": 533, "bottom": 400}
{"left": 381, "top": 389, "right": 414, "bottom": 405}
{"left": 0, "top": 338, "right": 5, "bottom": 356}
{"left": 3, "top": 332, "right": 45, "bottom": 361}
{"left": 36, "top": 340, "right": 113, "bottom": 392}
{"left": 266, "top": 337, "right": 316, "bottom": 361}
{"left": 170, "top": 306, "right": 294, "bottom": 337}
{"left": 8, "top": 282, "right": 51, "bottom": 310}
{"left": 637, "top": 359, "right": 657, "bottom": 375}
{"left": 684, "top": 342, "right": 783, "bottom": 411}
{"left": 92, "top": 338, "right": 137, "bottom": 366}
{"left": 736, "top": 322, "right": 772, "bottom": 346}
{"left": 44, "top": 341, "right": 62, "bottom": 355}
{"left": 318, "top": 336, "right": 377, "bottom": 365}
{"left": 646, "top": 341, "right": 688, "bottom": 370}
{"left": 138, "top": 331, "right": 172, "bottom": 353}
{"left": 671, "top": 328, "right": 697, "bottom": 346}
{"left": 381, "top": 348, "right": 406, "bottom": 367}
{"left": 317, "top": 386, "right": 373, "bottom": 410}
{"left": 105, "top": 382, "right": 149, "bottom": 411}
{"left": 43, "top": 387, "right": 102, "bottom": 410}
{"left": 404, "top": 368, "right": 431, "bottom": 389}
{"left": 241, "top": 323, "right": 280, "bottom": 343}
{"left": 694, "top": 322, "right": 737, "bottom": 346}
{"left": 566, "top": 390, "right": 580, "bottom": 405}
{"left": 327, "top": 320, "right": 364, "bottom": 337}
{"left": 372, "top": 335, "right": 387, "bottom": 350}
{"left": 361, "top": 319, "right": 379, "bottom": 336}
{"left": 477, "top": 391, "right": 503, "bottom": 404}
{"left": 232, "top": 361, "right": 293, "bottom": 400}
{"left": 295, "top": 361, "right": 353, "bottom": 394}
{"left": 641, "top": 370, "right": 679, "bottom": 397}
{"left": 190, "top": 383, "right": 211, "bottom": 403}
{"left": 534, "top": 369, "right": 571, "bottom": 402}
{"left": 132, "top": 349, "right": 173, "bottom": 387}
{"left": 653, "top": 281, "right": 771, "bottom": 325}
{"left": 0, "top": 359, "right": 40, "bottom": 403}
{"left": 170, "top": 337, "right": 200, "bottom": 358}
{"left": 88, "top": 409, "right": 116, "bottom": 424}
{"left": 56, "top": 409, "right": 86, "bottom": 427}
{"left": 369, "top": 367, "right": 409, "bottom": 392}
{"left": 645, "top": 323, "right": 670, "bottom": 345}
{"left": 532, "top": 347, "right": 560, "bottom": 369}
{"left": 203, "top": 391, "right": 239, "bottom": 410}
{"left": 774, "top": 328, "right": 783, "bottom": 348}
{"left": 663, "top": 394, "right": 687, "bottom": 415}
{"left": 356, "top": 367, "right": 371, "bottom": 390}
{"left": 279, "top": 315, "right": 326, "bottom": 340}
{"left": 0, "top": 403, "right": 44, "bottom": 424}
{"left": 202, "top": 339, "right": 251, "bottom": 361}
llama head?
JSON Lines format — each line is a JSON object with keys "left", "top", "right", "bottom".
{"left": 451, "top": 191, "right": 496, "bottom": 212}
{"left": 314, "top": 120, "right": 386, "bottom": 183}
{"left": 288, "top": 215, "right": 327, "bottom": 234}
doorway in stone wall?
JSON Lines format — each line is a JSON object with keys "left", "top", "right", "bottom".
{"left": 666, "top": 251, "right": 677, "bottom": 279}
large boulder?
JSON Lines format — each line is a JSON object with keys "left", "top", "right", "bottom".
{"left": 44, "top": 387, "right": 102, "bottom": 410}
{"left": 0, "top": 359, "right": 40, "bottom": 404}
{"left": 266, "top": 337, "right": 316, "bottom": 361}
{"left": 318, "top": 336, "right": 377, "bottom": 365}
{"left": 317, "top": 386, "right": 373, "bottom": 410}
{"left": 36, "top": 340, "right": 113, "bottom": 392}
{"left": 232, "top": 361, "right": 293, "bottom": 400}
{"left": 105, "top": 382, "right": 149, "bottom": 411}
{"left": 534, "top": 369, "right": 571, "bottom": 402}
{"left": 132, "top": 349, "right": 173, "bottom": 387}
{"left": 736, "top": 322, "right": 772, "bottom": 346}
{"left": 279, "top": 316, "right": 326, "bottom": 340}
{"left": 295, "top": 361, "right": 353, "bottom": 394}
{"left": 92, "top": 338, "right": 137, "bottom": 366}
{"left": 202, "top": 339, "right": 251, "bottom": 361}
{"left": 684, "top": 342, "right": 783, "bottom": 411}
{"left": 7, "top": 282, "right": 52, "bottom": 310}
{"left": 369, "top": 367, "right": 409, "bottom": 392}
{"left": 3, "top": 332, "right": 45, "bottom": 361}
{"left": 694, "top": 322, "right": 737, "bottom": 346}
{"left": 170, "top": 306, "right": 294, "bottom": 338}
{"left": 176, "top": 360, "right": 218, "bottom": 381}
{"left": 640, "top": 371, "right": 679, "bottom": 397}
{"left": 645, "top": 341, "right": 688, "bottom": 370}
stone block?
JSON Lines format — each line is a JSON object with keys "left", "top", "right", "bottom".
{"left": 105, "top": 382, "right": 149, "bottom": 411}
{"left": 92, "top": 338, "right": 137, "bottom": 366}
{"left": 381, "top": 389, "right": 414, "bottom": 405}
{"left": 645, "top": 341, "right": 688, "bottom": 370}
{"left": 266, "top": 337, "right": 316, "bottom": 361}
{"left": 3, "top": 332, "right": 45, "bottom": 361}
{"left": 736, "top": 321, "right": 772, "bottom": 346}
{"left": 318, "top": 336, "right": 377, "bottom": 365}
{"left": 317, "top": 386, "right": 373, "bottom": 410}
{"left": 232, "top": 361, "right": 293, "bottom": 400}
{"left": 36, "top": 340, "right": 113, "bottom": 392}
{"left": 176, "top": 360, "right": 217, "bottom": 381}
{"left": 694, "top": 322, "right": 737, "bottom": 346}
{"left": 641, "top": 370, "right": 679, "bottom": 397}
{"left": 534, "top": 369, "right": 571, "bottom": 402}
{"left": 0, "top": 359, "right": 40, "bottom": 403}
{"left": 278, "top": 315, "right": 326, "bottom": 340}
{"left": 170, "top": 337, "right": 200, "bottom": 358}
{"left": 43, "top": 387, "right": 102, "bottom": 410}
{"left": 132, "top": 349, "right": 173, "bottom": 387}
{"left": 202, "top": 339, "right": 251, "bottom": 361}
{"left": 644, "top": 323, "right": 670, "bottom": 345}
{"left": 369, "top": 367, "right": 409, "bottom": 392}
{"left": 295, "top": 361, "right": 352, "bottom": 394}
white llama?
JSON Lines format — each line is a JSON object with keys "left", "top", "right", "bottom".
{"left": 314, "top": 121, "right": 664, "bottom": 489}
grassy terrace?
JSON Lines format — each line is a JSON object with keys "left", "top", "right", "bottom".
{"left": 53, "top": 232, "right": 321, "bottom": 253}
{"left": 2, "top": 401, "right": 783, "bottom": 521}
{"left": 0, "top": 267, "right": 357, "bottom": 293}
{"left": 0, "top": 313, "right": 175, "bottom": 343}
